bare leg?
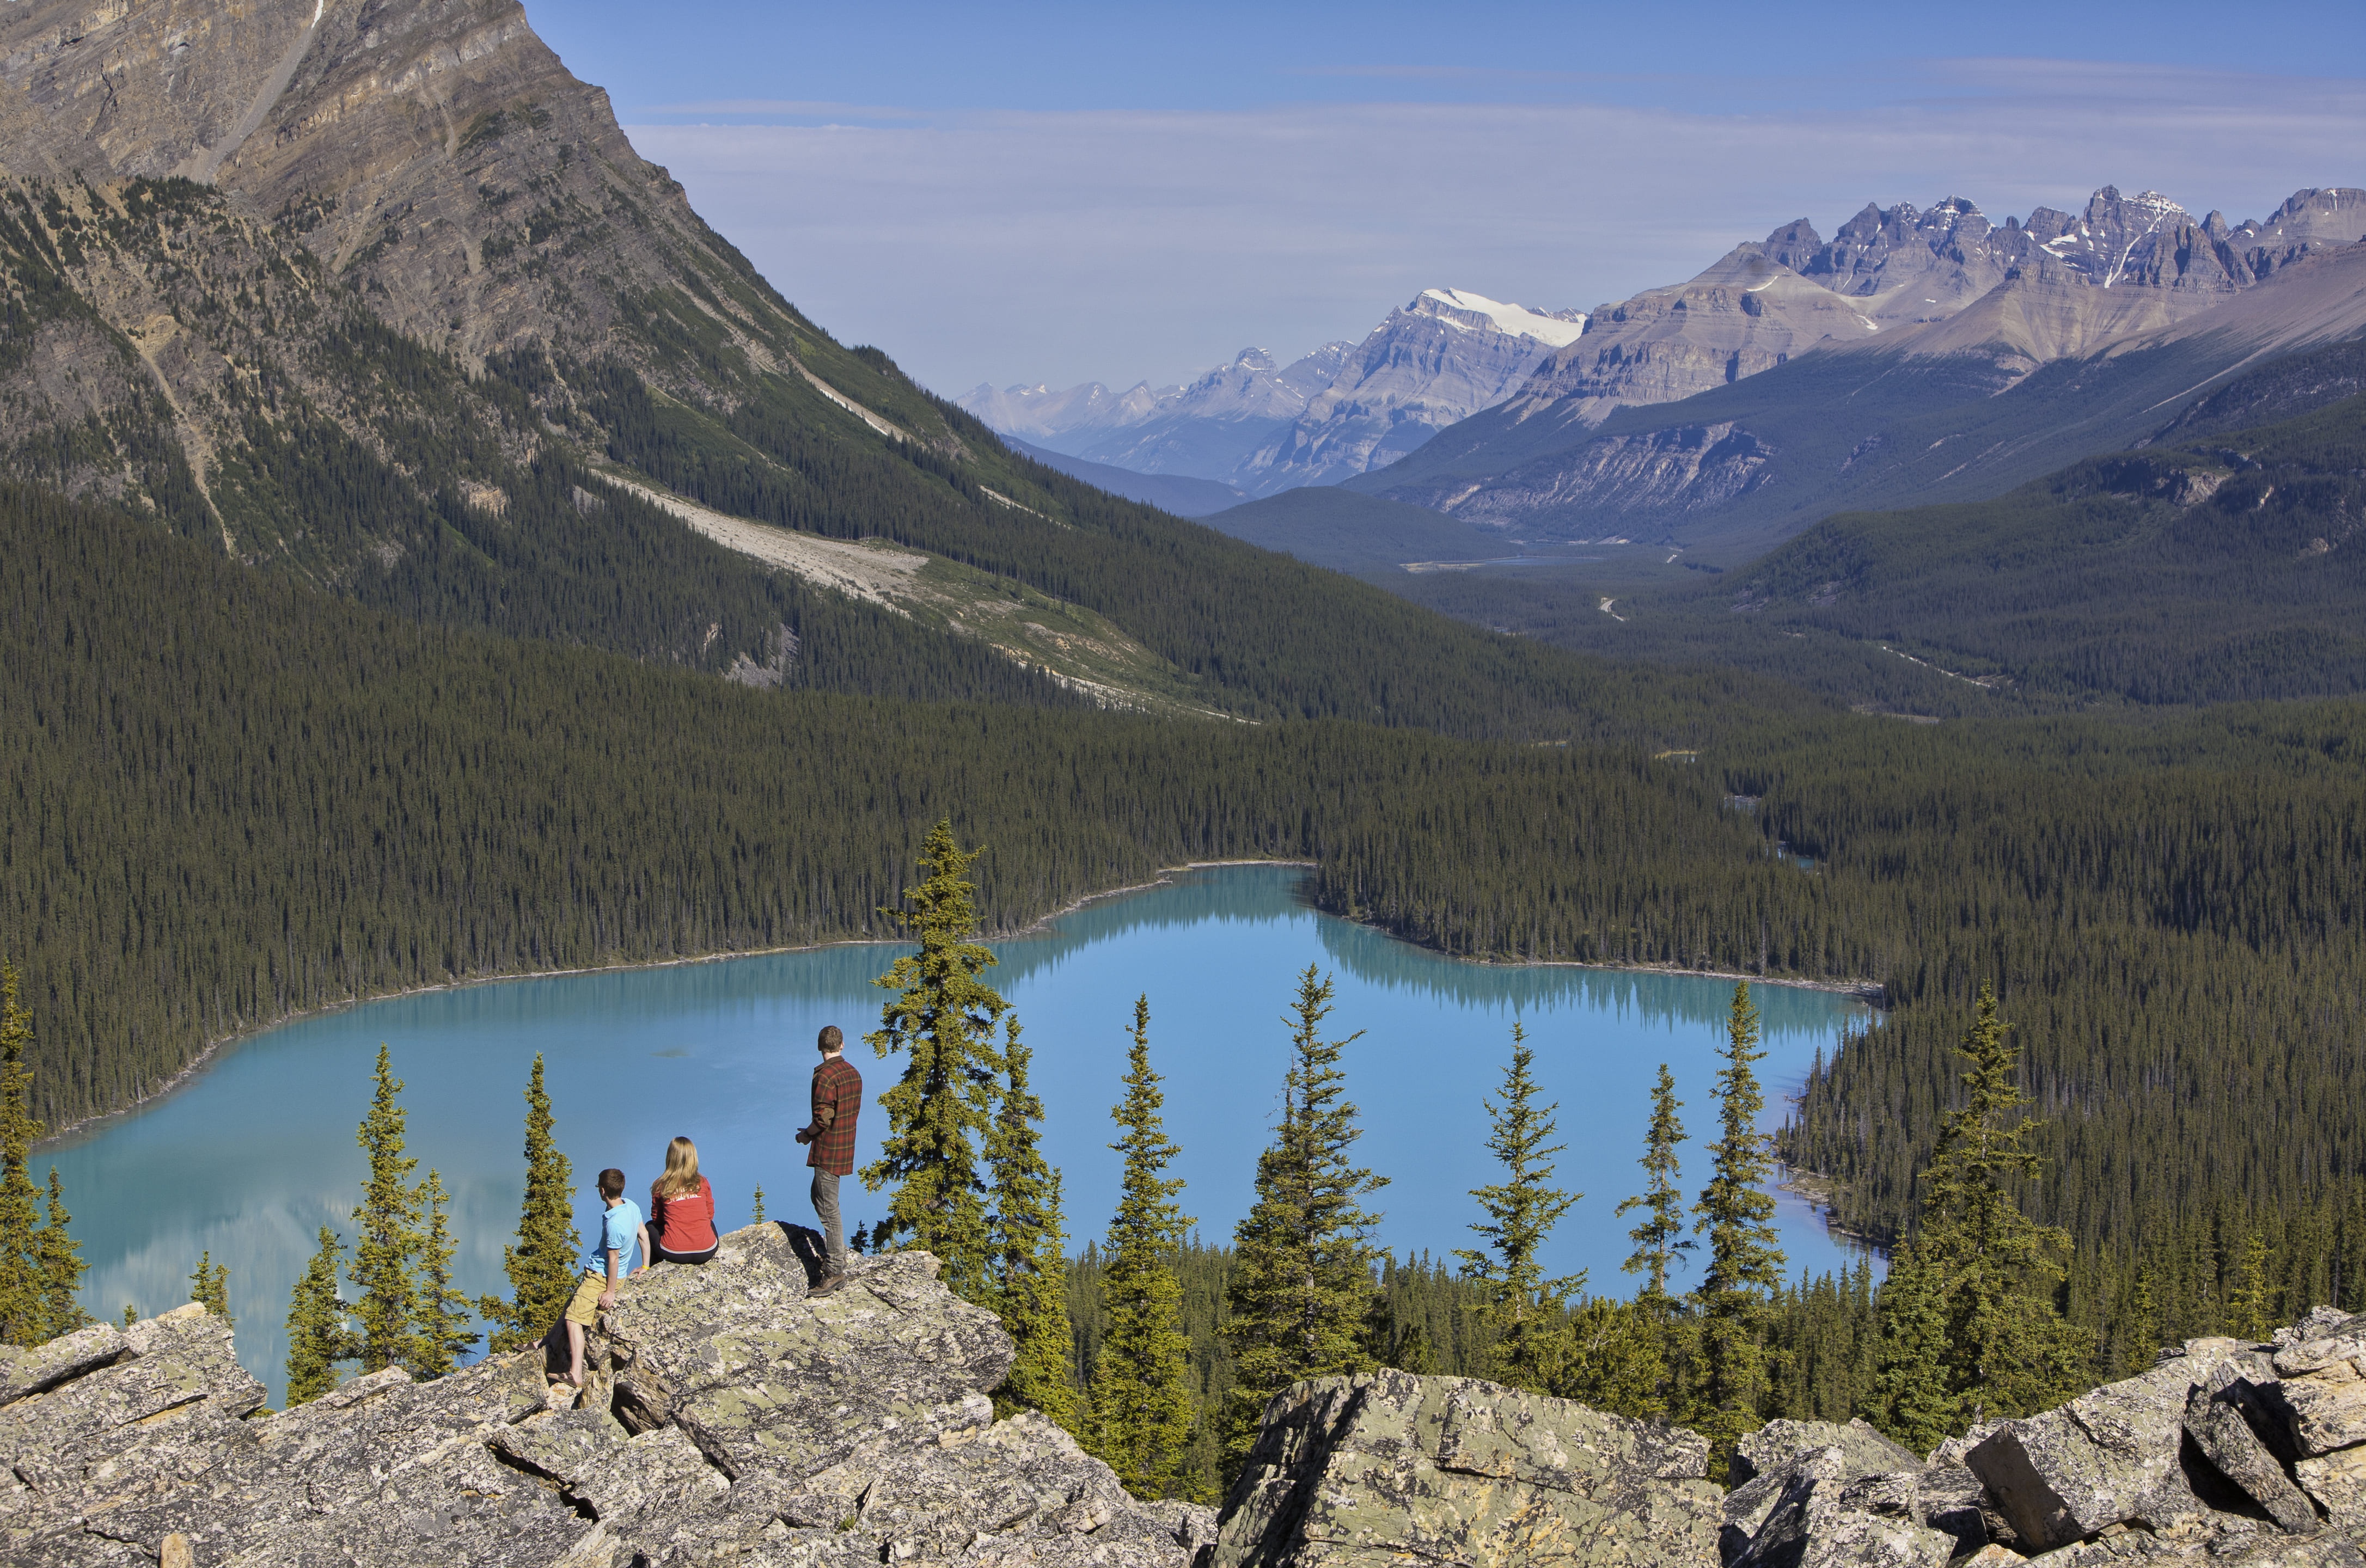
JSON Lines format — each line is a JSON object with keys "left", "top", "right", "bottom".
{"left": 564, "top": 1318, "right": 586, "bottom": 1388}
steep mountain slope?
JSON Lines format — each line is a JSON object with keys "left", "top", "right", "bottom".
{"left": 0, "top": 0, "right": 1766, "bottom": 740}
{"left": 1231, "top": 289, "right": 1583, "bottom": 495}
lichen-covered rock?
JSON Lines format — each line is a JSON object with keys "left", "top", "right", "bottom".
{"left": 1728, "top": 1453, "right": 1954, "bottom": 1568}
{"left": 2297, "top": 1446, "right": 2366, "bottom": 1528}
{"left": 1967, "top": 1353, "right": 2217, "bottom": 1552}
{"left": 0, "top": 1226, "right": 1187, "bottom": 1568}
{"left": 1732, "top": 1418, "right": 1918, "bottom": 1489}
{"left": 2185, "top": 1379, "right": 2319, "bottom": 1535}
{"left": 1210, "top": 1369, "right": 1719, "bottom": 1567}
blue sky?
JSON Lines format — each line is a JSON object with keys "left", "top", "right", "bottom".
{"left": 528, "top": 1, "right": 2366, "bottom": 391}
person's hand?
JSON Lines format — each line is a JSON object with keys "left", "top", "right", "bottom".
{"left": 598, "top": 1290, "right": 617, "bottom": 1311}
{"left": 795, "top": 1128, "right": 814, "bottom": 1145}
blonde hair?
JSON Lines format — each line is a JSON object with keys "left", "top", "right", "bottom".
{"left": 654, "top": 1136, "right": 701, "bottom": 1200}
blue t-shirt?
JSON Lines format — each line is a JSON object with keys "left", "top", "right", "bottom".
{"left": 584, "top": 1198, "right": 644, "bottom": 1278}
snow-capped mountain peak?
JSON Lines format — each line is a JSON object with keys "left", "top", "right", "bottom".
{"left": 1415, "top": 289, "right": 1588, "bottom": 347}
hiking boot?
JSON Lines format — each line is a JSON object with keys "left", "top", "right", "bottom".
{"left": 809, "top": 1272, "right": 850, "bottom": 1297}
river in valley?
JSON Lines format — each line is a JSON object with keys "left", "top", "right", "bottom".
{"left": 40, "top": 865, "right": 1874, "bottom": 1406}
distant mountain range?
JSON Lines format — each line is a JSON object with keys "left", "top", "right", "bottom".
{"left": 957, "top": 289, "right": 1585, "bottom": 498}
{"left": 1345, "top": 186, "right": 2366, "bottom": 555}
{"left": 964, "top": 186, "right": 2366, "bottom": 555}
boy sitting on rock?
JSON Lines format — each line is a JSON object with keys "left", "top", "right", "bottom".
{"left": 563, "top": 1166, "right": 649, "bottom": 1392}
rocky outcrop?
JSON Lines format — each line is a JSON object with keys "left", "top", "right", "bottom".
{"left": 1711, "top": 1309, "right": 2366, "bottom": 1568}
{"left": 1210, "top": 1369, "right": 1721, "bottom": 1567}
{"left": 28, "top": 1266, "right": 2366, "bottom": 1568}
{"left": 0, "top": 1224, "right": 1208, "bottom": 1568}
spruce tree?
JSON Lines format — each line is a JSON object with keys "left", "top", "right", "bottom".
{"left": 1612, "top": 1062, "right": 1693, "bottom": 1417}
{"left": 285, "top": 1226, "right": 353, "bottom": 1405}
{"left": 1089, "top": 996, "right": 1196, "bottom": 1499}
{"left": 349, "top": 1045, "right": 423, "bottom": 1374}
{"left": 864, "top": 819, "right": 1008, "bottom": 1302}
{"left": 38, "top": 1168, "right": 88, "bottom": 1336}
{"left": 1223, "top": 966, "right": 1389, "bottom": 1462}
{"left": 1875, "top": 982, "right": 2085, "bottom": 1444}
{"left": 1870, "top": 1238, "right": 1955, "bottom": 1453}
{"left": 985, "top": 1016, "right": 1081, "bottom": 1431}
{"left": 1690, "top": 984, "right": 1785, "bottom": 1469}
{"left": 188, "top": 1253, "right": 231, "bottom": 1324}
{"left": 0, "top": 966, "right": 47, "bottom": 1346}
{"left": 413, "top": 1170, "right": 478, "bottom": 1376}
{"left": 1454, "top": 1022, "right": 1582, "bottom": 1395}
{"left": 1617, "top": 1064, "right": 1694, "bottom": 1307}
{"left": 751, "top": 1186, "right": 766, "bottom": 1223}
{"left": 477, "top": 1055, "right": 580, "bottom": 1353}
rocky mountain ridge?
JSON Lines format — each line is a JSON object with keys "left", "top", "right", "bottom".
{"left": 1508, "top": 186, "right": 2366, "bottom": 427}
{"left": 16, "top": 1228, "right": 2366, "bottom": 1567}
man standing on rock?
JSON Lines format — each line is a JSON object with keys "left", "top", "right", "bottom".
{"left": 796, "top": 1024, "right": 862, "bottom": 1295}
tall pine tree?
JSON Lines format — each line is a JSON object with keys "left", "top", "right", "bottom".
{"left": 985, "top": 1016, "right": 1080, "bottom": 1432}
{"left": 1454, "top": 1021, "right": 1581, "bottom": 1395}
{"left": 1875, "top": 983, "right": 2082, "bottom": 1441}
{"left": 1222, "top": 966, "right": 1388, "bottom": 1464}
{"left": 1089, "top": 996, "right": 1197, "bottom": 1500}
{"left": 478, "top": 1055, "right": 580, "bottom": 1353}
{"left": 285, "top": 1227, "right": 353, "bottom": 1405}
{"left": 1690, "top": 984, "right": 1784, "bottom": 1471}
{"left": 38, "top": 1168, "right": 88, "bottom": 1336}
{"left": 413, "top": 1170, "right": 478, "bottom": 1376}
{"left": 349, "top": 1045, "right": 424, "bottom": 1374}
{"left": 864, "top": 819, "right": 1008, "bottom": 1302}
{"left": 1617, "top": 1064, "right": 1694, "bottom": 1309}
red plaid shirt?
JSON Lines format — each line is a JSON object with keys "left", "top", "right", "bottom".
{"left": 806, "top": 1055, "right": 863, "bottom": 1175}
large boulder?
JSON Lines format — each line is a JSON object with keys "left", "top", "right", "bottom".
{"left": 1727, "top": 1453, "right": 1955, "bottom": 1568}
{"left": 1209, "top": 1370, "right": 1720, "bottom": 1567}
{"left": 1965, "top": 1347, "right": 2224, "bottom": 1552}
{"left": 0, "top": 1224, "right": 1196, "bottom": 1568}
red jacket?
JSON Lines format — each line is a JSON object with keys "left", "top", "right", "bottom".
{"left": 649, "top": 1174, "right": 717, "bottom": 1254}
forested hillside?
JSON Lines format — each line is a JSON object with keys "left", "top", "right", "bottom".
{"left": 1402, "top": 376, "right": 2366, "bottom": 714}
{"left": 0, "top": 480, "right": 1801, "bottom": 1126}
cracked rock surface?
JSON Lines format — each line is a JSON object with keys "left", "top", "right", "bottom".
{"left": 1209, "top": 1368, "right": 1721, "bottom": 1567}
{"left": 0, "top": 1224, "right": 1209, "bottom": 1568}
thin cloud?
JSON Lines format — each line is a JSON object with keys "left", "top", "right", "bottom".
{"left": 623, "top": 70, "right": 2365, "bottom": 394}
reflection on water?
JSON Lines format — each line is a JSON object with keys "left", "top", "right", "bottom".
{"left": 45, "top": 865, "right": 1873, "bottom": 1406}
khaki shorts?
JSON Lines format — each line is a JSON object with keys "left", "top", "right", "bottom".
{"left": 565, "top": 1272, "right": 607, "bottom": 1327}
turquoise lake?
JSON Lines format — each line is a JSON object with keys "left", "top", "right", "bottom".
{"left": 40, "top": 865, "right": 1873, "bottom": 1406}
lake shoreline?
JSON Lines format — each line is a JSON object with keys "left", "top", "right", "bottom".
{"left": 42, "top": 855, "right": 1879, "bottom": 1145}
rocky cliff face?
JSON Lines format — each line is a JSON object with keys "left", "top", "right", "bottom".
{"left": 0, "top": 1224, "right": 1212, "bottom": 1567}
{"left": 0, "top": 0, "right": 775, "bottom": 370}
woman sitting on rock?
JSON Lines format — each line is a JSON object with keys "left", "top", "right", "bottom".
{"left": 647, "top": 1135, "right": 719, "bottom": 1264}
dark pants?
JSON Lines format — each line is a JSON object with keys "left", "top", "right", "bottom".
{"left": 811, "top": 1167, "right": 845, "bottom": 1275}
